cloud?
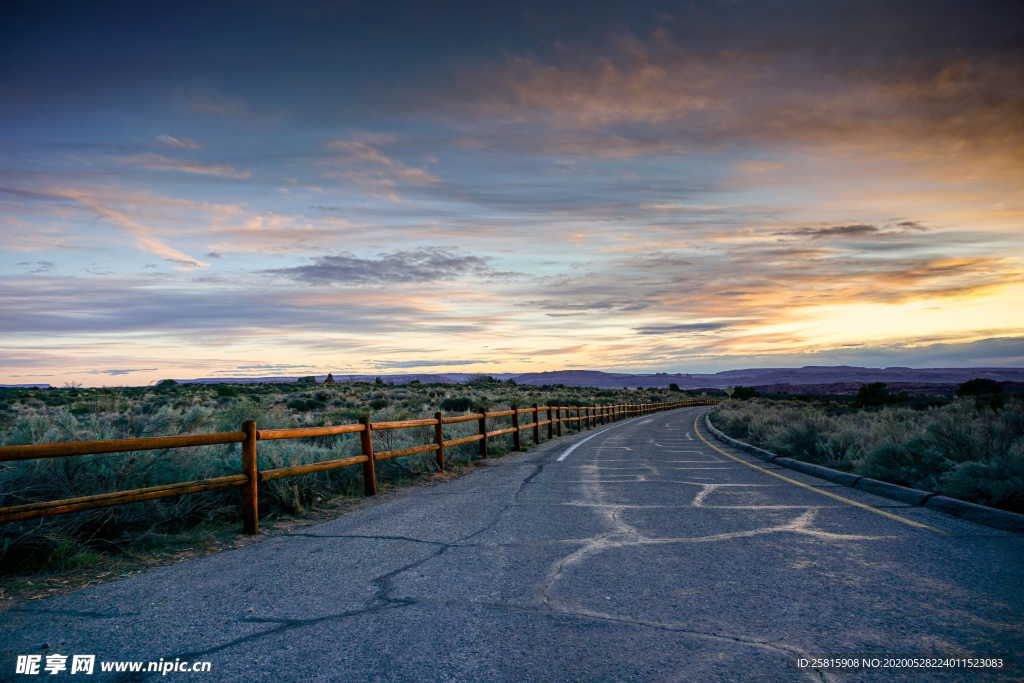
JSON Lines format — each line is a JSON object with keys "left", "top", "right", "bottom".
{"left": 773, "top": 222, "right": 931, "bottom": 240}
{"left": 737, "top": 160, "right": 785, "bottom": 174}
{"left": 16, "top": 260, "right": 55, "bottom": 273}
{"left": 0, "top": 275, "right": 450, "bottom": 338}
{"left": 634, "top": 322, "right": 737, "bottom": 335}
{"left": 205, "top": 213, "right": 346, "bottom": 254}
{"left": 87, "top": 368, "right": 159, "bottom": 375}
{"left": 115, "top": 153, "right": 251, "bottom": 179}
{"left": 156, "top": 135, "right": 201, "bottom": 150}
{"left": 367, "top": 359, "right": 485, "bottom": 369}
{"left": 439, "top": 28, "right": 1024, "bottom": 189}
{"left": 322, "top": 138, "right": 439, "bottom": 201}
{"left": 53, "top": 189, "right": 209, "bottom": 268}
{"left": 264, "top": 247, "right": 503, "bottom": 285}
{"left": 775, "top": 224, "right": 880, "bottom": 239}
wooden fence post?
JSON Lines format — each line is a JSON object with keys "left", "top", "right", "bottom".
{"left": 532, "top": 404, "right": 541, "bottom": 443}
{"left": 359, "top": 416, "right": 377, "bottom": 496}
{"left": 547, "top": 406, "right": 554, "bottom": 439}
{"left": 241, "top": 420, "right": 259, "bottom": 534}
{"left": 434, "top": 412, "right": 445, "bottom": 470}
{"left": 512, "top": 408, "right": 522, "bottom": 451}
{"left": 556, "top": 406, "right": 563, "bottom": 437}
{"left": 479, "top": 411, "right": 488, "bottom": 459}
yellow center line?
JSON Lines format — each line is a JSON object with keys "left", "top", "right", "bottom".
{"left": 692, "top": 414, "right": 945, "bottom": 535}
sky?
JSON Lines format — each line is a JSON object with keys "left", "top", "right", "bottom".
{"left": 2, "top": 0, "right": 1023, "bottom": 386}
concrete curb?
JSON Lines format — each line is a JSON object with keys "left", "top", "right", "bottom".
{"left": 703, "top": 412, "right": 1024, "bottom": 534}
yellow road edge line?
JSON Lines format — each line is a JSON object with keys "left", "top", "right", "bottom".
{"left": 692, "top": 414, "right": 945, "bottom": 535}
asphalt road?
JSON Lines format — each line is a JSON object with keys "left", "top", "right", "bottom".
{"left": 2, "top": 406, "right": 1022, "bottom": 682}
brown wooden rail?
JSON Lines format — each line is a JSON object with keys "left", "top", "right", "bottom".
{"left": 0, "top": 398, "right": 718, "bottom": 532}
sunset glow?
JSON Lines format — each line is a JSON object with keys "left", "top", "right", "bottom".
{"left": 2, "top": 1, "right": 1022, "bottom": 385}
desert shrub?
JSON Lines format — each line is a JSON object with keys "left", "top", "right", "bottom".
{"left": 957, "top": 378, "right": 1002, "bottom": 396}
{"left": 287, "top": 398, "right": 326, "bottom": 412}
{"left": 712, "top": 396, "right": 1024, "bottom": 512}
{"left": 440, "top": 397, "right": 472, "bottom": 412}
{"left": 731, "top": 386, "right": 759, "bottom": 400}
{"left": 766, "top": 416, "right": 830, "bottom": 463}
{"left": 857, "top": 438, "right": 947, "bottom": 489}
{"left": 939, "top": 442, "right": 1024, "bottom": 511}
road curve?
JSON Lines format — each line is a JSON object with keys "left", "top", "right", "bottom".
{"left": 2, "top": 406, "right": 1022, "bottom": 681}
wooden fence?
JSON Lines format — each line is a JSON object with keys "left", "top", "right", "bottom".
{"left": 0, "top": 399, "right": 717, "bottom": 533}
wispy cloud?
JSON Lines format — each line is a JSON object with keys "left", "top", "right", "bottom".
{"left": 115, "top": 153, "right": 250, "bottom": 179}
{"left": 773, "top": 222, "right": 930, "bottom": 240}
{"left": 16, "top": 260, "right": 55, "bottom": 273}
{"left": 368, "top": 359, "right": 484, "bottom": 369}
{"left": 775, "top": 224, "right": 880, "bottom": 239}
{"left": 156, "top": 134, "right": 201, "bottom": 150}
{"left": 322, "top": 137, "right": 439, "bottom": 201}
{"left": 53, "top": 189, "right": 209, "bottom": 268}
{"left": 634, "top": 322, "right": 737, "bottom": 335}
{"left": 87, "top": 368, "right": 159, "bottom": 375}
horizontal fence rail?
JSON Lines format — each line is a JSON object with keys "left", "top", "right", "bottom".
{"left": 0, "top": 399, "right": 718, "bottom": 532}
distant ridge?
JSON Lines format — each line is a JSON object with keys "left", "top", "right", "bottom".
{"left": 169, "top": 366, "right": 1024, "bottom": 389}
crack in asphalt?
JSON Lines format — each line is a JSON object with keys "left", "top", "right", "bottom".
{"left": 125, "top": 455, "right": 557, "bottom": 678}
{"left": 115, "top": 602, "right": 411, "bottom": 681}
{"left": 279, "top": 532, "right": 450, "bottom": 546}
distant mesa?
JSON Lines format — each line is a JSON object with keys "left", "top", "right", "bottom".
{"left": 164, "top": 366, "right": 1024, "bottom": 393}
{"left": 0, "top": 383, "right": 52, "bottom": 389}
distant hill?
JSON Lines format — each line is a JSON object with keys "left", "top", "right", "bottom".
{"left": 173, "top": 373, "right": 520, "bottom": 385}
{"left": 169, "top": 366, "right": 1024, "bottom": 391}
{"left": 0, "top": 383, "right": 52, "bottom": 388}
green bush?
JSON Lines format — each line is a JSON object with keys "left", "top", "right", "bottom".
{"left": 957, "top": 378, "right": 1002, "bottom": 396}
{"left": 857, "top": 438, "right": 947, "bottom": 489}
{"left": 440, "top": 397, "right": 473, "bottom": 412}
{"left": 712, "top": 396, "right": 1024, "bottom": 512}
